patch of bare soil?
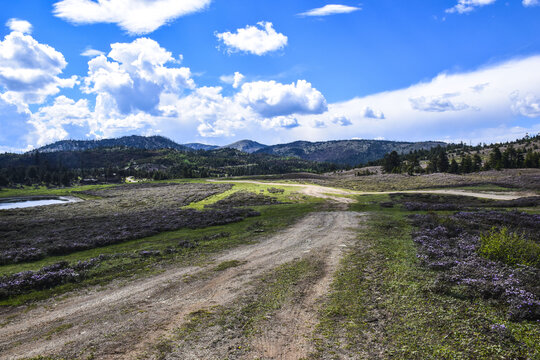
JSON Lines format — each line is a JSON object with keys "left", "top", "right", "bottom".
{"left": 208, "top": 180, "right": 356, "bottom": 203}
{"left": 212, "top": 180, "right": 535, "bottom": 201}
{"left": 0, "top": 211, "right": 363, "bottom": 360}
{"left": 249, "top": 245, "right": 346, "bottom": 359}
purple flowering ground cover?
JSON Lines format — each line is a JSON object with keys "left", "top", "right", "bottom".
{"left": 389, "top": 193, "right": 540, "bottom": 212}
{"left": 0, "top": 247, "right": 198, "bottom": 299}
{"left": 0, "top": 183, "right": 257, "bottom": 265}
{"left": 410, "top": 211, "right": 540, "bottom": 321}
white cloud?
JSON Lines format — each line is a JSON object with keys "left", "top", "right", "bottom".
{"left": 216, "top": 22, "right": 288, "bottom": 56}
{"left": 81, "top": 48, "right": 105, "bottom": 57}
{"left": 220, "top": 71, "right": 245, "bottom": 88}
{"left": 332, "top": 116, "right": 352, "bottom": 126}
{"left": 446, "top": 0, "right": 496, "bottom": 14}
{"left": 236, "top": 80, "right": 327, "bottom": 118}
{"left": 409, "top": 94, "right": 470, "bottom": 112}
{"left": 510, "top": 91, "right": 540, "bottom": 118}
{"left": 83, "top": 37, "right": 194, "bottom": 117}
{"left": 29, "top": 96, "right": 93, "bottom": 146}
{"left": 0, "top": 30, "right": 76, "bottom": 107}
{"left": 232, "top": 72, "right": 245, "bottom": 89}
{"left": 53, "top": 0, "right": 211, "bottom": 35}
{"left": 287, "top": 55, "right": 540, "bottom": 144}
{"left": 362, "top": 106, "right": 385, "bottom": 119}
{"left": 523, "top": 0, "right": 540, "bottom": 7}
{"left": 262, "top": 116, "right": 300, "bottom": 130}
{"left": 174, "top": 86, "right": 252, "bottom": 138}
{"left": 6, "top": 18, "right": 33, "bottom": 34}
{"left": 298, "top": 4, "right": 361, "bottom": 17}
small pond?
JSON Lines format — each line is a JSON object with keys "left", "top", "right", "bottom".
{"left": 0, "top": 196, "right": 80, "bottom": 210}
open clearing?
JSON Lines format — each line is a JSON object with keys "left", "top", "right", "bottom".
{"left": 0, "top": 211, "right": 361, "bottom": 359}
{"left": 1, "top": 176, "right": 539, "bottom": 359}
{"left": 211, "top": 179, "right": 536, "bottom": 201}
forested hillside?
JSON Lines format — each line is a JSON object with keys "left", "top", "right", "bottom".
{"left": 0, "top": 148, "right": 344, "bottom": 187}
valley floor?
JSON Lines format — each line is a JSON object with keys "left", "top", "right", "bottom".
{"left": 0, "top": 176, "right": 539, "bottom": 359}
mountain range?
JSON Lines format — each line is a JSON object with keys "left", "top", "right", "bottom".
{"left": 34, "top": 136, "right": 446, "bottom": 166}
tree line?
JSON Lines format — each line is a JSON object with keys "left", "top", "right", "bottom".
{"left": 379, "top": 134, "right": 540, "bottom": 175}
{"left": 0, "top": 147, "right": 345, "bottom": 188}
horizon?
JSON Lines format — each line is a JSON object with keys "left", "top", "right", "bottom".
{"left": 12, "top": 134, "right": 461, "bottom": 154}
{"left": 9, "top": 133, "right": 535, "bottom": 155}
{"left": 1, "top": 1, "right": 540, "bottom": 152}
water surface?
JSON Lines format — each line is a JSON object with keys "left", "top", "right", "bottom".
{"left": 0, "top": 197, "right": 80, "bottom": 210}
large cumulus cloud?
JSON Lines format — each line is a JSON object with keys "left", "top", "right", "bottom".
{"left": 0, "top": 30, "right": 76, "bottom": 106}
{"left": 235, "top": 80, "right": 327, "bottom": 118}
{"left": 83, "top": 37, "right": 194, "bottom": 116}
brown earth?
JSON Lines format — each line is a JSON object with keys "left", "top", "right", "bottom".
{"left": 0, "top": 211, "right": 363, "bottom": 360}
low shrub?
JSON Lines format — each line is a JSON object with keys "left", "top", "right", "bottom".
{"left": 479, "top": 227, "right": 540, "bottom": 268}
{"left": 267, "top": 187, "right": 285, "bottom": 194}
{"left": 206, "top": 191, "right": 282, "bottom": 209}
{"left": 410, "top": 212, "right": 540, "bottom": 321}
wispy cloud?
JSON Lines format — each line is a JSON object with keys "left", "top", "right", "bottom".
{"left": 53, "top": 0, "right": 211, "bottom": 35}
{"left": 523, "top": 0, "right": 540, "bottom": 7}
{"left": 298, "top": 4, "right": 361, "bottom": 17}
{"left": 446, "top": 0, "right": 496, "bottom": 14}
{"left": 81, "top": 48, "right": 105, "bottom": 57}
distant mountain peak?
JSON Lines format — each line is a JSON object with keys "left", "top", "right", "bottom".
{"left": 221, "top": 140, "right": 268, "bottom": 153}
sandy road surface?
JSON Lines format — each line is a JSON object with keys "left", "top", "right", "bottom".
{"left": 0, "top": 211, "right": 362, "bottom": 360}
{"left": 210, "top": 180, "right": 535, "bottom": 201}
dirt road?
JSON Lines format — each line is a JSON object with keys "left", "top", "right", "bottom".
{"left": 0, "top": 211, "right": 362, "bottom": 360}
{"left": 211, "top": 180, "right": 535, "bottom": 201}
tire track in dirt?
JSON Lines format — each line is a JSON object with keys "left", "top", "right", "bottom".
{"left": 249, "top": 242, "right": 348, "bottom": 360}
{"left": 0, "top": 211, "right": 363, "bottom": 360}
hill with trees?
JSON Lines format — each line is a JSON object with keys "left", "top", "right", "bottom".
{"left": 377, "top": 134, "right": 540, "bottom": 175}
{"left": 0, "top": 147, "right": 344, "bottom": 188}
{"left": 256, "top": 140, "right": 446, "bottom": 166}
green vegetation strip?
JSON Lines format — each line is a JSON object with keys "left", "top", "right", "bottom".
{"left": 186, "top": 181, "right": 305, "bottom": 209}
{"left": 313, "top": 195, "right": 540, "bottom": 359}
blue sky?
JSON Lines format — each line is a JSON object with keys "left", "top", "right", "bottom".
{"left": 1, "top": 0, "right": 540, "bottom": 152}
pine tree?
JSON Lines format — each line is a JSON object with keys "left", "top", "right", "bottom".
{"left": 449, "top": 159, "right": 459, "bottom": 174}
{"left": 436, "top": 151, "right": 450, "bottom": 173}
{"left": 383, "top": 151, "right": 401, "bottom": 173}
{"left": 489, "top": 146, "right": 503, "bottom": 170}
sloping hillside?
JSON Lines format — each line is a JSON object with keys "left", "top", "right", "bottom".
{"left": 37, "top": 135, "right": 188, "bottom": 153}
{"left": 256, "top": 140, "right": 446, "bottom": 166}
{"left": 183, "top": 143, "right": 219, "bottom": 151}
